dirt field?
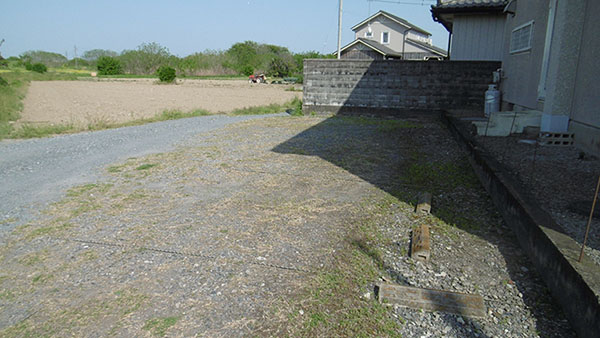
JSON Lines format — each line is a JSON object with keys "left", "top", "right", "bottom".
{"left": 20, "top": 79, "right": 300, "bottom": 126}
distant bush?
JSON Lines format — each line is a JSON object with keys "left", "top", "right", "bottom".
{"left": 20, "top": 50, "right": 67, "bottom": 67}
{"left": 31, "top": 63, "right": 47, "bottom": 73}
{"left": 157, "top": 65, "right": 176, "bottom": 83}
{"left": 24, "top": 62, "right": 33, "bottom": 71}
{"left": 97, "top": 56, "right": 122, "bottom": 75}
{"left": 65, "top": 58, "right": 89, "bottom": 68}
{"left": 0, "top": 76, "right": 8, "bottom": 86}
{"left": 120, "top": 42, "right": 171, "bottom": 75}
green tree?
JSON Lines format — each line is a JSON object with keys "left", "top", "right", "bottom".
{"left": 120, "top": 42, "right": 171, "bottom": 75}
{"left": 31, "top": 63, "right": 47, "bottom": 73}
{"left": 20, "top": 50, "right": 67, "bottom": 67}
{"left": 82, "top": 49, "right": 118, "bottom": 61}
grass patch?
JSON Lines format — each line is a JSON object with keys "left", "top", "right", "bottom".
{"left": 142, "top": 317, "right": 179, "bottom": 337}
{"left": 9, "top": 123, "right": 76, "bottom": 138}
{"left": 1, "top": 288, "right": 147, "bottom": 337}
{"left": 331, "top": 116, "right": 423, "bottom": 130}
{"left": 18, "top": 251, "right": 47, "bottom": 266}
{"left": 135, "top": 163, "right": 157, "bottom": 170}
{"left": 404, "top": 157, "right": 479, "bottom": 192}
{"left": 0, "top": 290, "right": 16, "bottom": 301}
{"left": 267, "top": 195, "right": 402, "bottom": 336}
{"left": 24, "top": 222, "right": 72, "bottom": 240}
{"left": 231, "top": 97, "right": 302, "bottom": 116}
{"left": 107, "top": 165, "right": 123, "bottom": 173}
{"left": 67, "top": 183, "right": 112, "bottom": 197}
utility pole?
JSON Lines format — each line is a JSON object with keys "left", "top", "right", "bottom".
{"left": 74, "top": 45, "right": 78, "bottom": 68}
{"left": 337, "top": 0, "right": 343, "bottom": 59}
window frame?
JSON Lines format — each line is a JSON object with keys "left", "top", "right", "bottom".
{"left": 510, "top": 20, "right": 534, "bottom": 54}
{"left": 381, "top": 31, "right": 390, "bottom": 44}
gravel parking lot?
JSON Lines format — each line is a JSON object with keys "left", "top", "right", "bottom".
{"left": 0, "top": 115, "right": 575, "bottom": 336}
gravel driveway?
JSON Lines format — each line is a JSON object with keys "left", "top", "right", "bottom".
{"left": 0, "top": 115, "right": 574, "bottom": 336}
{"left": 0, "top": 114, "right": 282, "bottom": 239}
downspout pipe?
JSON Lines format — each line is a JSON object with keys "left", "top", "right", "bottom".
{"left": 447, "top": 31, "right": 452, "bottom": 60}
{"left": 402, "top": 28, "right": 414, "bottom": 60}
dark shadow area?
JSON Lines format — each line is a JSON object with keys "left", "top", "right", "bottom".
{"left": 271, "top": 113, "right": 575, "bottom": 336}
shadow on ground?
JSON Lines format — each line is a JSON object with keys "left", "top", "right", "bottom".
{"left": 272, "top": 114, "right": 575, "bottom": 337}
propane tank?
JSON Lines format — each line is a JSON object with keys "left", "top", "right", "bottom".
{"left": 485, "top": 84, "right": 500, "bottom": 117}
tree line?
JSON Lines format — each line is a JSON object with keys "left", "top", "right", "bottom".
{"left": 7, "top": 41, "right": 333, "bottom": 78}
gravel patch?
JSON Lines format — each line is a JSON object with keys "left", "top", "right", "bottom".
{"left": 0, "top": 115, "right": 576, "bottom": 336}
{"left": 0, "top": 114, "right": 284, "bottom": 238}
{"left": 474, "top": 135, "right": 600, "bottom": 267}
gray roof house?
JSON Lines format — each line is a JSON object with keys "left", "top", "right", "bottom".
{"left": 431, "top": 0, "right": 508, "bottom": 60}
{"left": 339, "top": 10, "right": 447, "bottom": 60}
{"left": 431, "top": 0, "right": 600, "bottom": 156}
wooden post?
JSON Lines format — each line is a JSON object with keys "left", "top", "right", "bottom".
{"left": 411, "top": 224, "right": 430, "bottom": 261}
{"left": 415, "top": 192, "right": 432, "bottom": 214}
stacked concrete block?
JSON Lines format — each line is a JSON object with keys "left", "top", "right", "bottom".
{"left": 303, "top": 59, "right": 500, "bottom": 116}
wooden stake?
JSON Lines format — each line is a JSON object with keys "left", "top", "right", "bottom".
{"left": 415, "top": 192, "right": 432, "bottom": 214}
{"left": 579, "top": 175, "right": 600, "bottom": 262}
{"left": 411, "top": 224, "right": 430, "bottom": 261}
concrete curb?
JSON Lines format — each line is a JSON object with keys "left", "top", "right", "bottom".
{"left": 442, "top": 112, "right": 600, "bottom": 338}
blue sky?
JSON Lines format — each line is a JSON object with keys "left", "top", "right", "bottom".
{"left": 0, "top": 0, "right": 446, "bottom": 58}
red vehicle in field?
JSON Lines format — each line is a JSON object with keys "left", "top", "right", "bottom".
{"left": 248, "top": 74, "right": 266, "bottom": 83}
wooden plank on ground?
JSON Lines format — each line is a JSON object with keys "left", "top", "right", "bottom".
{"left": 377, "top": 283, "right": 486, "bottom": 318}
{"left": 410, "top": 224, "right": 430, "bottom": 261}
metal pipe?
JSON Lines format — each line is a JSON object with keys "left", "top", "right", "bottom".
{"left": 402, "top": 28, "right": 413, "bottom": 60}
{"left": 337, "top": 0, "right": 343, "bottom": 59}
{"left": 447, "top": 31, "right": 452, "bottom": 60}
{"left": 578, "top": 175, "right": 600, "bottom": 262}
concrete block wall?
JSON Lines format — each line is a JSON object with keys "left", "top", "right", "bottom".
{"left": 303, "top": 59, "right": 501, "bottom": 115}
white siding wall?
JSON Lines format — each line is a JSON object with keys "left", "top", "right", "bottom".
{"left": 501, "top": 0, "right": 550, "bottom": 110}
{"left": 354, "top": 18, "right": 410, "bottom": 52}
{"left": 451, "top": 14, "right": 505, "bottom": 61}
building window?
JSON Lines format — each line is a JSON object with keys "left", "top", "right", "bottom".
{"left": 382, "top": 31, "right": 389, "bottom": 44}
{"left": 365, "top": 31, "right": 373, "bottom": 38}
{"left": 510, "top": 21, "right": 534, "bottom": 53}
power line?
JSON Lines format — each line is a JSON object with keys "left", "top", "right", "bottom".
{"left": 367, "top": 0, "right": 436, "bottom": 6}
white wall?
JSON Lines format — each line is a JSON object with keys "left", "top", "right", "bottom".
{"left": 501, "top": 0, "right": 550, "bottom": 111}
{"left": 451, "top": 14, "right": 505, "bottom": 61}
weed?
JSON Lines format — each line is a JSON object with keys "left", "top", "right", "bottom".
{"left": 32, "top": 273, "right": 52, "bottom": 284}
{"left": 135, "top": 163, "right": 157, "bottom": 170}
{"left": 143, "top": 317, "right": 179, "bottom": 337}
{"left": 107, "top": 165, "right": 123, "bottom": 173}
